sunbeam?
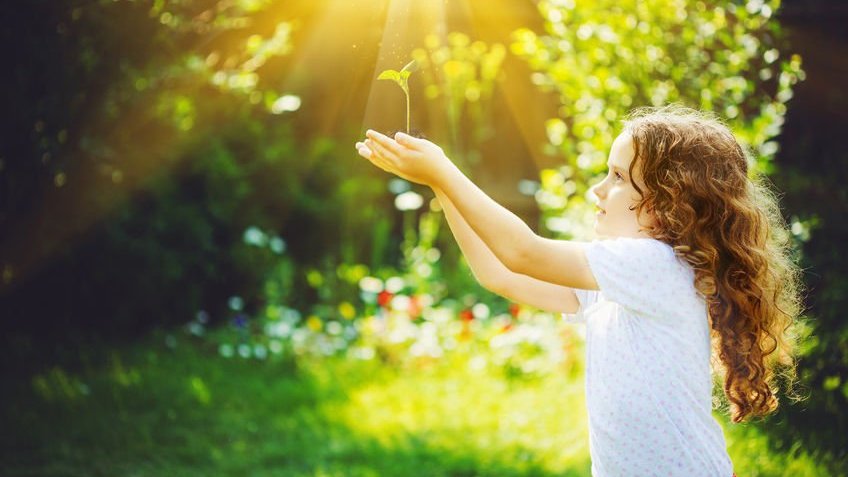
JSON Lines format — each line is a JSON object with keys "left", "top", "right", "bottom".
{"left": 361, "top": 0, "right": 451, "bottom": 137}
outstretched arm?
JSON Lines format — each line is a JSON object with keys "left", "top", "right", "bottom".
{"left": 357, "top": 130, "right": 598, "bottom": 291}
{"left": 433, "top": 187, "right": 512, "bottom": 291}
{"left": 435, "top": 187, "right": 579, "bottom": 314}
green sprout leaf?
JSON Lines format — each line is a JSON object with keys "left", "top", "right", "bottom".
{"left": 377, "top": 70, "right": 401, "bottom": 82}
{"left": 400, "top": 59, "right": 418, "bottom": 76}
{"left": 378, "top": 60, "right": 417, "bottom": 134}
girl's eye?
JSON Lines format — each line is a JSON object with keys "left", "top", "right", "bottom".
{"left": 614, "top": 172, "right": 624, "bottom": 181}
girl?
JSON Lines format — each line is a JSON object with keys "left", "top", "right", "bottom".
{"left": 355, "top": 104, "right": 804, "bottom": 477}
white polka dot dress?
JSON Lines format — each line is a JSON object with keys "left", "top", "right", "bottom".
{"left": 562, "top": 237, "right": 734, "bottom": 477}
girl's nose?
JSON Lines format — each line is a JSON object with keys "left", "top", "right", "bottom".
{"left": 590, "top": 180, "right": 606, "bottom": 201}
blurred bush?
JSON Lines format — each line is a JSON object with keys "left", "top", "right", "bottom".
{"left": 0, "top": 1, "right": 396, "bottom": 357}
{"left": 511, "top": 0, "right": 803, "bottom": 240}
{"left": 187, "top": 205, "right": 584, "bottom": 383}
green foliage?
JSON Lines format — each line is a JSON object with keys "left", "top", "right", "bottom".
{"left": 411, "top": 33, "right": 507, "bottom": 164}
{"left": 510, "top": 0, "right": 803, "bottom": 239}
{"left": 755, "top": 89, "right": 848, "bottom": 461}
{"left": 1, "top": 334, "right": 836, "bottom": 475}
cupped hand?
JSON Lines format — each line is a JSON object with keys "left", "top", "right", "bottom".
{"left": 355, "top": 130, "right": 451, "bottom": 187}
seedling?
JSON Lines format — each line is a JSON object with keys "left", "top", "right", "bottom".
{"left": 378, "top": 59, "right": 418, "bottom": 135}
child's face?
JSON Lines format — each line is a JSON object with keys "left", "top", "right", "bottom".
{"left": 589, "top": 132, "right": 658, "bottom": 239}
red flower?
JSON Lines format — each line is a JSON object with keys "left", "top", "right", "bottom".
{"left": 377, "top": 290, "right": 394, "bottom": 308}
{"left": 459, "top": 309, "right": 474, "bottom": 322}
{"left": 509, "top": 303, "right": 521, "bottom": 318}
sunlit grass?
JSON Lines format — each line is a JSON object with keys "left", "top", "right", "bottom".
{"left": 324, "top": 351, "right": 591, "bottom": 475}
{"left": 0, "top": 329, "right": 833, "bottom": 476}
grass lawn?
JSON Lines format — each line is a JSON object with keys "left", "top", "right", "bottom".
{"left": 0, "top": 328, "right": 833, "bottom": 476}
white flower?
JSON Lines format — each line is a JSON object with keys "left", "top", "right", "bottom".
{"left": 243, "top": 226, "right": 267, "bottom": 246}
{"left": 291, "top": 329, "right": 309, "bottom": 344}
{"left": 385, "top": 276, "right": 405, "bottom": 293}
{"left": 269, "top": 236, "right": 286, "bottom": 254}
{"left": 281, "top": 307, "right": 302, "bottom": 324}
{"left": 228, "top": 296, "right": 244, "bottom": 311}
{"left": 219, "top": 343, "right": 234, "bottom": 358}
{"left": 358, "top": 276, "right": 383, "bottom": 293}
{"left": 424, "top": 307, "right": 452, "bottom": 324}
{"left": 265, "top": 321, "right": 291, "bottom": 338}
{"left": 410, "top": 340, "right": 443, "bottom": 358}
{"left": 472, "top": 303, "right": 490, "bottom": 320}
{"left": 391, "top": 295, "right": 411, "bottom": 312}
{"left": 394, "top": 191, "right": 424, "bottom": 211}
{"left": 468, "top": 355, "right": 487, "bottom": 372}
{"left": 326, "top": 321, "right": 343, "bottom": 336}
{"left": 271, "top": 94, "right": 301, "bottom": 114}
{"left": 269, "top": 340, "right": 283, "bottom": 354}
{"left": 188, "top": 322, "right": 205, "bottom": 336}
{"left": 415, "top": 262, "right": 433, "bottom": 278}
{"left": 350, "top": 346, "right": 375, "bottom": 360}
{"left": 318, "top": 337, "right": 335, "bottom": 356}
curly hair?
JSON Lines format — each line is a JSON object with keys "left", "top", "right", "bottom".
{"left": 621, "top": 104, "right": 807, "bottom": 423}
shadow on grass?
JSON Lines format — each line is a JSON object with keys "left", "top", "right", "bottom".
{"left": 0, "top": 330, "right": 591, "bottom": 477}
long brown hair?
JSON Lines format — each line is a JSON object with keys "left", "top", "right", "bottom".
{"left": 622, "top": 104, "right": 806, "bottom": 423}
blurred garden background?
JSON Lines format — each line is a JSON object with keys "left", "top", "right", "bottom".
{"left": 1, "top": 0, "right": 846, "bottom": 475}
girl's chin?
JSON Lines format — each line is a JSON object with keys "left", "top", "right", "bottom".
{"left": 593, "top": 222, "right": 612, "bottom": 239}
{"left": 593, "top": 222, "right": 603, "bottom": 235}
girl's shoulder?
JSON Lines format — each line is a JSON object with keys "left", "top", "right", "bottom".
{"left": 591, "top": 236, "right": 675, "bottom": 258}
{"left": 587, "top": 236, "right": 693, "bottom": 282}
{"left": 584, "top": 236, "right": 701, "bottom": 319}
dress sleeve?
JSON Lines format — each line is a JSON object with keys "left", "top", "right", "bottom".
{"left": 581, "top": 237, "right": 688, "bottom": 319}
{"left": 561, "top": 287, "right": 598, "bottom": 324}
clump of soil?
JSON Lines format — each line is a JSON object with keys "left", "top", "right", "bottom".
{"left": 387, "top": 129, "right": 427, "bottom": 140}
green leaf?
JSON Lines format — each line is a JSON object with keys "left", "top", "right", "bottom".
{"left": 377, "top": 70, "right": 400, "bottom": 82}
{"left": 400, "top": 59, "right": 418, "bottom": 73}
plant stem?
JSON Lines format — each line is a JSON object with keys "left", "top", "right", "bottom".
{"left": 405, "top": 90, "right": 410, "bottom": 135}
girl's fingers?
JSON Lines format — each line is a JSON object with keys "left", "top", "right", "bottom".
{"left": 359, "top": 142, "right": 396, "bottom": 174}
{"left": 393, "top": 131, "right": 424, "bottom": 149}
{"left": 356, "top": 140, "right": 372, "bottom": 156}
{"left": 356, "top": 144, "right": 372, "bottom": 158}
{"left": 365, "top": 138, "right": 396, "bottom": 162}
{"left": 356, "top": 141, "right": 381, "bottom": 158}
{"left": 366, "top": 129, "right": 406, "bottom": 157}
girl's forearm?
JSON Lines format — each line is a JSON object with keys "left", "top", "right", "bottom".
{"left": 435, "top": 161, "right": 537, "bottom": 273}
{"left": 433, "top": 188, "right": 513, "bottom": 292}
